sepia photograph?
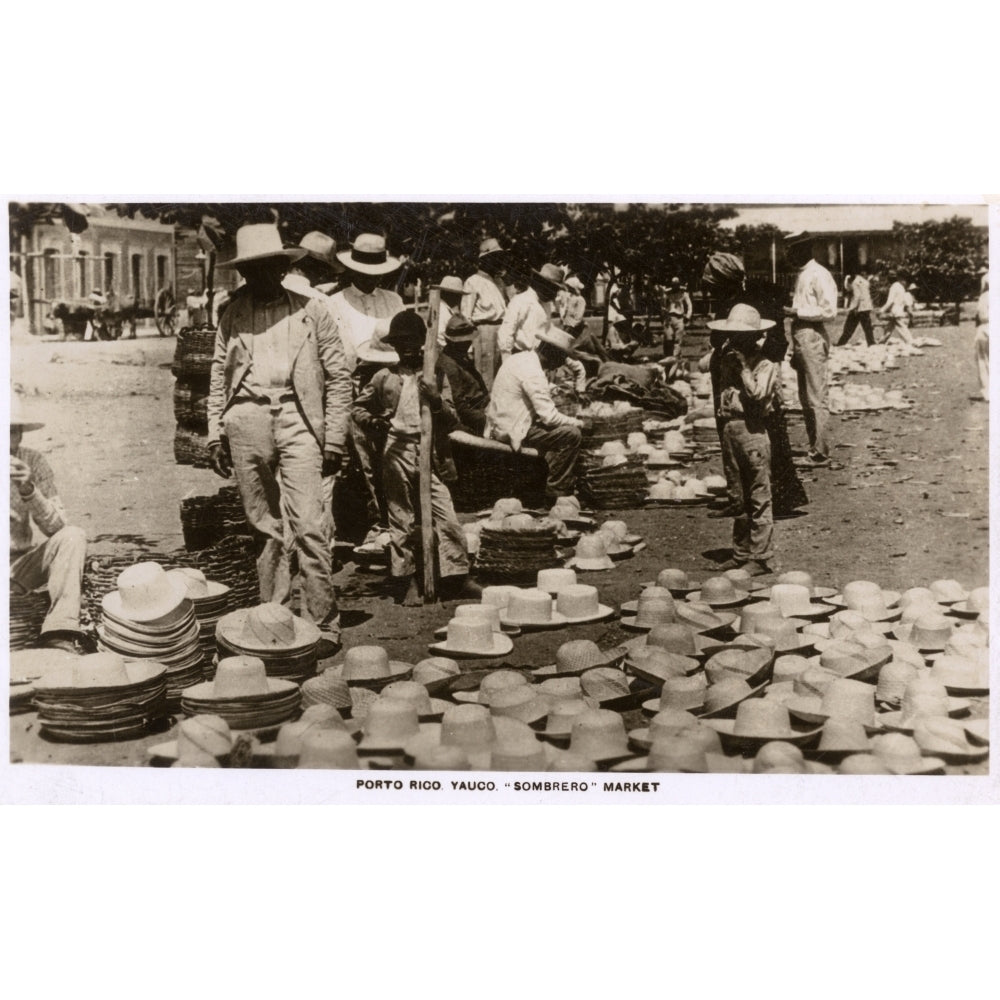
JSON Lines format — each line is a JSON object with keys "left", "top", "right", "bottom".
{"left": 6, "top": 198, "right": 991, "bottom": 789}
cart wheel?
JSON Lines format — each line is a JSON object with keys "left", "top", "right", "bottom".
{"left": 155, "top": 288, "right": 177, "bottom": 337}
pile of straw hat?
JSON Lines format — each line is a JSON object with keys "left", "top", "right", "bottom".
{"left": 9, "top": 588, "right": 51, "bottom": 650}
{"left": 98, "top": 562, "right": 204, "bottom": 700}
{"left": 180, "top": 655, "right": 301, "bottom": 730}
{"left": 33, "top": 652, "right": 168, "bottom": 742}
{"left": 167, "top": 568, "right": 231, "bottom": 670}
{"left": 215, "top": 603, "right": 320, "bottom": 683}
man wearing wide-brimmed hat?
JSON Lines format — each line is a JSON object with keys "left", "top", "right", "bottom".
{"left": 561, "top": 275, "right": 587, "bottom": 336}
{"left": 485, "top": 326, "right": 584, "bottom": 500}
{"left": 497, "top": 262, "right": 567, "bottom": 362}
{"left": 784, "top": 234, "right": 837, "bottom": 466}
{"left": 283, "top": 231, "right": 344, "bottom": 299}
{"left": 430, "top": 275, "right": 466, "bottom": 348}
{"left": 9, "top": 396, "right": 88, "bottom": 653}
{"left": 461, "top": 238, "right": 509, "bottom": 390}
{"left": 207, "top": 223, "right": 352, "bottom": 644}
{"left": 435, "top": 314, "right": 490, "bottom": 434}
{"left": 352, "top": 311, "right": 472, "bottom": 605}
{"left": 708, "top": 304, "right": 780, "bottom": 576}
{"left": 663, "top": 276, "right": 693, "bottom": 356}
{"left": 326, "top": 233, "right": 406, "bottom": 545}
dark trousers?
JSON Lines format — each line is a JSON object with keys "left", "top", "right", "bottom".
{"left": 523, "top": 423, "right": 582, "bottom": 499}
{"left": 837, "top": 310, "right": 875, "bottom": 346}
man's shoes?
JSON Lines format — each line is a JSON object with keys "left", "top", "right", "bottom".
{"left": 743, "top": 560, "right": 773, "bottom": 577}
{"left": 707, "top": 506, "right": 740, "bottom": 519}
{"left": 316, "top": 614, "right": 342, "bottom": 655}
{"left": 40, "top": 632, "right": 84, "bottom": 655}
{"left": 439, "top": 575, "right": 483, "bottom": 601}
{"left": 808, "top": 452, "right": 830, "bottom": 466}
{"left": 716, "top": 559, "right": 747, "bottom": 571}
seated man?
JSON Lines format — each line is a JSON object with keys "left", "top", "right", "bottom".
{"left": 435, "top": 314, "right": 490, "bottom": 435}
{"left": 10, "top": 398, "right": 88, "bottom": 653}
{"left": 485, "top": 327, "right": 584, "bottom": 501}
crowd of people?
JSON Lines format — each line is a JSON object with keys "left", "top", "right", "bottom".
{"left": 10, "top": 221, "right": 988, "bottom": 659}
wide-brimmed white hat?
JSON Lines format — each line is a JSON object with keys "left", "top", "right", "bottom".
{"left": 478, "top": 238, "right": 507, "bottom": 259}
{"left": 337, "top": 233, "right": 401, "bottom": 275}
{"left": 706, "top": 303, "right": 775, "bottom": 334}
{"left": 10, "top": 394, "right": 45, "bottom": 432}
{"left": 218, "top": 224, "right": 307, "bottom": 268}
{"left": 355, "top": 338, "right": 400, "bottom": 366}
{"left": 102, "top": 562, "right": 189, "bottom": 624}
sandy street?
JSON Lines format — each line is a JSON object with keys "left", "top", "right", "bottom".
{"left": 8, "top": 316, "right": 989, "bottom": 769}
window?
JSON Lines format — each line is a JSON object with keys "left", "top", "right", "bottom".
{"left": 155, "top": 253, "right": 170, "bottom": 291}
{"left": 42, "top": 249, "right": 61, "bottom": 301}
{"left": 104, "top": 253, "right": 116, "bottom": 294}
{"left": 75, "top": 252, "right": 90, "bottom": 298}
{"left": 131, "top": 252, "right": 144, "bottom": 302}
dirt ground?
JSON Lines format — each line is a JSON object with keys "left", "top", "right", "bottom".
{"left": 8, "top": 315, "right": 990, "bottom": 769}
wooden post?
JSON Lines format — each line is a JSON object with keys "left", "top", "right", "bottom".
{"left": 421, "top": 289, "right": 441, "bottom": 603}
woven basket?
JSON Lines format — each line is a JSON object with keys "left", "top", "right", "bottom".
{"left": 449, "top": 437, "right": 548, "bottom": 513}
{"left": 9, "top": 590, "right": 51, "bottom": 650}
{"left": 174, "top": 427, "right": 213, "bottom": 468}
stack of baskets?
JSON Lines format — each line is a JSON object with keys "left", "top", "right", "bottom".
{"left": 173, "top": 326, "right": 216, "bottom": 468}
{"left": 180, "top": 486, "right": 250, "bottom": 552}
{"left": 576, "top": 452, "right": 649, "bottom": 510}
{"left": 578, "top": 403, "right": 646, "bottom": 448}
{"left": 9, "top": 590, "right": 51, "bottom": 650}
{"left": 475, "top": 521, "right": 561, "bottom": 583}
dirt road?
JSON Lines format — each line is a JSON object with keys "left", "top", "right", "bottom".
{"left": 8, "top": 317, "right": 989, "bottom": 768}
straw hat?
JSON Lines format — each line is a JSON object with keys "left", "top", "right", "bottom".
{"left": 488, "top": 686, "right": 550, "bottom": 727}
{"left": 869, "top": 732, "right": 945, "bottom": 775}
{"left": 165, "top": 567, "right": 229, "bottom": 602}
{"left": 875, "top": 660, "right": 923, "bottom": 707}
{"left": 568, "top": 709, "right": 631, "bottom": 764}
{"left": 673, "top": 601, "right": 739, "bottom": 635}
{"left": 621, "top": 588, "right": 677, "bottom": 630}
{"left": 628, "top": 646, "right": 700, "bottom": 687}
{"left": 147, "top": 713, "right": 236, "bottom": 765}
{"left": 948, "top": 586, "right": 988, "bottom": 619}
{"left": 686, "top": 576, "right": 750, "bottom": 607}
{"left": 565, "top": 275, "right": 584, "bottom": 292}
{"left": 700, "top": 677, "right": 763, "bottom": 720}
{"left": 431, "top": 275, "right": 465, "bottom": 295}
{"left": 567, "top": 534, "right": 616, "bottom": 572}
{"left": 218, "top": 224, "right": 307, "bottom": 268}
{"left": 648, "top": 674, "right": 708, "bottom": 713}
{"left": 541, "top": 698, "right": 598, "bottom": 743}
{"left": 382, "top": 680, "right": 451, "bottom": 721}
{"left": 706, "top": 303, "right": 775, "bottom": 334}
{"left": 35, "top": 652, "right": 165, "bottom": 694}
{"left": 752, "top": 742, "right": 808, "bottom": 774}
{"left": 555, "top": 584, "right": 614, "bottom": 623}
{"left": 217, "top": 603, "right": 320, "bottom": 654}
{"left": 766, "top": 570, "right": 838, "bottom": 601}
{"left": 891, "top": 613, "right": 954, "bottom": 652}
{"left": 182, "top": 656, "right": 297, "bottom": 701}
{"left": 535, "top": 327, "right": 576, "bottom": 355}
{"left": 536, "top": 568, "right": 578, "bottom": 595}
{"left": 533, "top": 640, "right": 626, "bottom": 679}
{"left": 705, "top": 700, "right": 821, "bottom": 754}
{"left": 829, "top": 581, "right": 901, "bottom": 612}
{"left": 444, "top": 314, "right": 476, "bottom": 342}
{"left": 430, "top": 615, "right": 514, "bottom": 658}
{"left": 627, "top": 707, "right": 701, "bottom": 751}
{"left": 333, "top": 646, "right": 414, "bottom": 689}
{"left": 532, "top": 262, "right": 567, "bottom": 292}
{"left": 478, "top": 238, "right": 507, "bottom": 259}
{"left": 928, "top": 579, "right": 969, "bottom": 604}
{"left": 641, "top": 567, "right": 701, "bottom": 595}
{"left": 704, "top": 646, "right": 774, "bottom": 688}
{"left": 102, "top": 562, "right": 189, "bottom": 624}
{"left": 358, "top": 699, "right": 430, "bottom": 755}
{"left": 499, "top": 588, "right": 566, "bottom": 630}
{"left": 10, "top": 394, "right": 44, "bottom": 432}
{"left": 298, "top": 729, "right": 361, "bottom": 769}
{"left": 355, "top": 338, "right": 400, "bottom": 366}
{"left": 807, "top": 719, "right": 873, "bottom": 762}
{"left": 929, "top": 654, "right": 988, "bottom": 696}
{"left": 912, "top": 717, "right": 988, "bottom": 764}
{"left": 786, "top": 677, "right": 876, "bottom": 729}
{"left": 412, "top": 656, "right": 462, "bottom": 694}
{"left": 300, "top": 667, "right": 353, "bottom": 711}
{"left": 412, "top": 745, "right": 471, "bottom": 770}
{"left": 298, "top": 231, "right": 343, "bottom": 275}
{"left": 337, "top": 233, "right": 401, "bottom": 275}
{"left": 765, "top": 584, "right": 834, "bottom": 620}
{"left": 644, "top": 622, "right": 714, "bottom": 658}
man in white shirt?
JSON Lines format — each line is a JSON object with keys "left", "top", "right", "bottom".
{"left": 328, "top": 233, "right": 405, "bottom": 544}
{"left": 485, "top": 327, "right": 584, "bottom": 500}
{"left": 973, "top": 276, "right": 989, "bottom": 402}
{"left": 562, "top": 276, "right": 588, "bottom": 335}
{"left": 836, "top": 266, "right": 876, "bottom": 346}
{"left": 462, "top": 239, "right": 509, "bottom": 390}
{"left": 497, "top": 263, "right": 566, "bottom": 361}
{"left": 878, "top": 270, "right": 916, "bottom": 347}
{"left": 784, "top": 237, "right": 838, "bottom": 464}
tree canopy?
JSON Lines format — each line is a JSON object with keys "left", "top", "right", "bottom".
{"left": 891, "top": 216, "right": 987, "bottom": 304}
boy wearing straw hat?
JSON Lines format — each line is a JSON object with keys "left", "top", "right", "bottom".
{"left": 462, "top": 238, "right": 510, "bottom": 390}
{"left": 207, "top": 223, "right": 352, "bottom": 644}
{"left": 352, "top": 311, "right": 472, "bottom": 606}
{"left": 709, "top": 305, "right": 780, "bottom": 576}
{"left": 9, "top": 398, "right": 88, "bottom": 653}
{"left": 430, "top": 275, "right": 467, "bottom": 348}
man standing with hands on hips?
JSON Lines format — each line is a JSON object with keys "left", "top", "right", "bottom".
{"left": 784, "top": 235, "right": 837, "bottom": 466}
{"left": 206, "top": 223, "right": 352, "bottom": 647}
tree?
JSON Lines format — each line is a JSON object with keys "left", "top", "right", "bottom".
{"left": 891, "top": 216, "right": 986, "bottom": 308}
